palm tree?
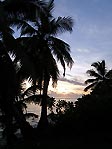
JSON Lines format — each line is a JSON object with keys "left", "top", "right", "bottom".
{"left": 0, "top": 0, "right": 49, "bottom": 141}
{"left": 84, "top": 60, "right": 112, "bottom": 92}
{"left": 17, "top": 0, "right": 74, "bottom": 129}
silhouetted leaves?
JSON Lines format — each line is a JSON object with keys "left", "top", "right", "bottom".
{"left": 84, "top": 60, "right": 112, "bottom": 91}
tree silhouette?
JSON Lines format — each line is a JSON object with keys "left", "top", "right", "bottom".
{"left": 16, "top": 0, "right": 74, "bottom": 129}
{"left": 0, "top": 0, "right": 49, "bottom": 144}
{"left": 0, "top": 0, "right": 74, "bottom": 146}
{"left": 84, "top": 60, "right": 112, "bottom": 92}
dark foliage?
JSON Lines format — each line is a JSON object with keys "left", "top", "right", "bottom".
{"left": 1, "top": 0, "right": 112, "bottom": 148}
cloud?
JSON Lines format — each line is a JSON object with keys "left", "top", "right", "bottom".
{"left": 48, "top": 90, "right": 82, "bottom": 102}
{"left": 59, "top": 77, "right": 85, "bottom": 86}
{"left": 76, "top": 48, "right": 90, "bottom": 53}
{"left": 48, "top": 77, "right": 86, "bottom": 100}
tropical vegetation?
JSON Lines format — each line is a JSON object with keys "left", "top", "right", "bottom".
{"left": 0, "top": 0, "right": 112, "bottom": 148}
{"left": 84, "top": 60, "right": 112, "bottom": 91}
{"left": 0, "top": 0, "right": 74, "bottom": 146}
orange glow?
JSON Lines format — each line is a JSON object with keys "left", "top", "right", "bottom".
{"left": 48, "top": 80, "right": 85, "bottom": 96}
{"left": 22, "top": 79, "right": 87, "bottom": 99}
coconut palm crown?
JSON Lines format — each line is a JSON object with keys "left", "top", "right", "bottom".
{"left": 84, "top": 60, "right": 112, "bottom": 92}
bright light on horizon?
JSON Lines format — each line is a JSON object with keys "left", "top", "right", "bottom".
{"left": 48, "top": 79, "right": 85, "bottom": 99}
{"left": 22, "top": 77, "right": 87, "bottom": 100}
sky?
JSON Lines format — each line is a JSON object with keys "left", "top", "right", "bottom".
{"left": 14, "top": 0, "right": 112, "bottom": 102}
{"left": 47, "top": 0, "right": 112, "bottom": 101}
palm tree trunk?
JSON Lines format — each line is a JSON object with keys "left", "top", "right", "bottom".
{"left": 38, "top": 75, "right": 49, "bottom": 130}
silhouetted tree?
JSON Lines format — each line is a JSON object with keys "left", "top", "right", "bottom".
{"left": 74, "top": 63, "right": 112, "bottom": 136}
{"left": 84, "top": 60, "right": 112, "bottom": 91}
{"left": 16, "top": 0, "right": 74, "bottom": 129}
{"left": 0, "top": 0, "right": 49, "bottom": 144}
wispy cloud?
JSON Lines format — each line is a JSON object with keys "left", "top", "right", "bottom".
{"left": 76, "top": 48, "right": 90, "bottom": 53}
{"left": 48, "top": 77, "right": 86, "bottom": 101}
{"left": 59, "top": 77, "right": 85, "bottom": 86}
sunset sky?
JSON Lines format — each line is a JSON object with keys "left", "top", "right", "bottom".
{"left": 47, "top": 0, "right": 112, "bottom": 101}
{"left": 15, "top": 0, "right": 112, "bottom": 102}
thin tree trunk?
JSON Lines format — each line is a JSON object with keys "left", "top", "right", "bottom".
{"left": 38, "top": 76, "right": 49, "bottom": 130}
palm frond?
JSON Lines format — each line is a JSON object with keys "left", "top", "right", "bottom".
{"left": 21, "top": 23, "right": 38, "bottom": 37}
{"left": 85, "top": 78, "right": 98, "bottom": 84}
{"left": 91, "top": 60, "right": 107, "bottom": 77}
{"left": 23, "top": 95, "right": 42, "bottom": 104}
{"left": 46, "top": 0, "right": 54, "bottom": 13}
{"left": 11, "top": 20, "right": 38, "bottom": 36}
{"left": 84, "top": 60, "right": 111, "bottom": 91}
{"left": 50, "top": 37, "right": 74, "bottom": 71}
{"left": 101, "top": 60, "right": 107, "bottom": 76}
{"left": 51, "top": 42, "right": 66, "bottom": 76}
{"left": 86, "top": 69, "right": 102, "bottom": 79}
{"left": 31, "top": 0, "right": 48, "bottom": 19}
{"left": 105, "top": 69, "right": 112, "bottom": 79}
{"left": 47, "top": 51, "right": 60, "bottom": 86}
{"left": 84, "top": 82, "right": 97, "bottom": 92}
{"left": 50, "top": 36, "right": 71, "bottom": 52}
{"left": 4, "top": 0, "right": 47, "bottom": 21}
{"left": 22, "top": 85, "right": 43, "bottom": 97}
{"left": 91, "top": 61, "right": 100, "bottom": 69}
{"left": 50, "top": 16, "right": 74, "bottom": 35}
{"left": 22, "top": 94, "right": 55, "bottom": 108}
